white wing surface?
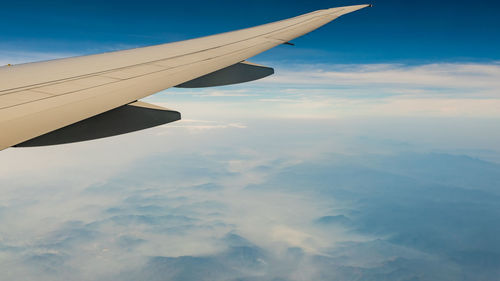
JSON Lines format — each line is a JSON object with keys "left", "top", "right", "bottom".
{"left": 0, "top": 4, "right": 370, "bottom": 150}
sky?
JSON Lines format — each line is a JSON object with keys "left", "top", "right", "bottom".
{"left": 1, "top": 0, "right": 499, "bottom": 64}
{"left": 1, "top": 0, "right": 500, "bottom": 280}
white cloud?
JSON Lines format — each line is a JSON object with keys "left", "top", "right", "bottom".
{"left": 156, "top": 119, "right": 247, "bottom": 133}
{"left": 173, "top": 89, "right": 253, "bottom": 97}
{"left": 265, "top": 63, "right": 500, "bottom": 97}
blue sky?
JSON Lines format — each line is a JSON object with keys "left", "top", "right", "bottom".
{"left": 1, "top": 0, "right": 499, "bottom": 63}
{"left": 1, "top": 1, "right": 500, "bottom": 281}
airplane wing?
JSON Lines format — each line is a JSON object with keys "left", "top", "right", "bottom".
{"left": 0, "top": 4, "right": 371, "bottom": 150}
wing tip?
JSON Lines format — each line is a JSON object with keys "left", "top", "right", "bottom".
{"left": 326, "top": 4, "right": 372, "bottom": 16}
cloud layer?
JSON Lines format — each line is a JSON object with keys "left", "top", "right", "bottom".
{"left": 157, "top": 62, "right": 500, "bottom": 119}
{"left": 1, "top": 116, "right": 500, "bottom": 280}
{"left": 1, "top": 51, "right": 499, "bottom": 280}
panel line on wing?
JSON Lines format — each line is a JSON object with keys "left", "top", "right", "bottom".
{"left": 0, "top": 42, "right": 274, "bottom": 110}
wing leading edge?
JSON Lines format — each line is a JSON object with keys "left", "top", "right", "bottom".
{"left": 0, "top": 4, "right": 371, "bottom": 150}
